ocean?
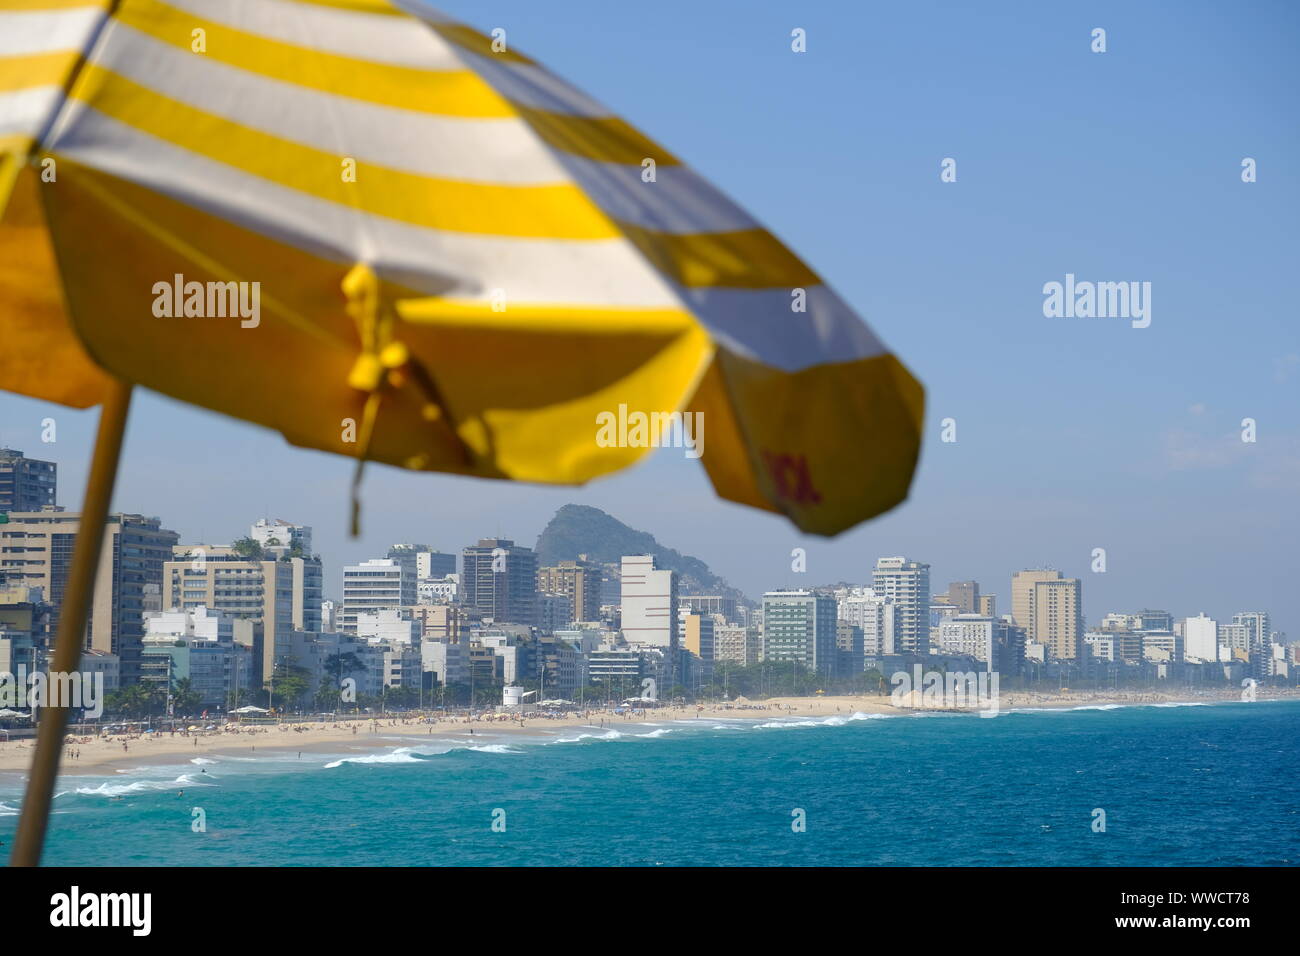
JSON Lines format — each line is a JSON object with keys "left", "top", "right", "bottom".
{"left": 4, "top": 699, "right": 1297, "bottom": 866}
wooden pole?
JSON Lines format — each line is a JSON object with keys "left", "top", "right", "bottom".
{"left": 10, "top": 378, "right": 133, "bottom": 866}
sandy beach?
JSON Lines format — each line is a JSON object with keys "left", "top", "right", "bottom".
{"left": 0, "top": 686, "right": 1292, "bottom": 778}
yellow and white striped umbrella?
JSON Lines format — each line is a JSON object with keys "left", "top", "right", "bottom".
{"left": 0, "top": 0, "right": 923, "bottom": 536}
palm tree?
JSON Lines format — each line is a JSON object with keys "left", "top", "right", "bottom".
{"left": 171, "top": 677, "right": 202, "bottom": 716}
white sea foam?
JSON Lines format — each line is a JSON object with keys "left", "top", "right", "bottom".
{"left": 467, "top": 744, "right": 523, "bottom": 754}
{"left": 190, "top": 757, "right": 217, "bottom": 765}
{"left": 324, "top": 747, "right": 429, "bottom": 768}
{"left": 756, "top": 712, "right": 894, "bottom": 730}
{"left": 73, "top": 774, "right": 209, "bottom": 797}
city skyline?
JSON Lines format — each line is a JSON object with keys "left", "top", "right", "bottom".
{"left": 0, "top": 441, "right": 1283, "bottom": 647}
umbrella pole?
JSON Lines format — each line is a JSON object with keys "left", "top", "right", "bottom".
{"left": 10, "top": 378, "right": 133, "bottom": 867}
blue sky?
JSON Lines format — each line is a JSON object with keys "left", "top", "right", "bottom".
{"left": 2, "top": 1, "right": 1296, "bottom": 636}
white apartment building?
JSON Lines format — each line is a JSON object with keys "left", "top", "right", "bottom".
{"left": 871, "top": 558, "right": 930, "bottom": 655}
{"left": 837, "top": 587, "right": 898, "bottom": 658}
{"left": 341, "top": 558, "right": 415, "bottom": 632}
{"left": 620, "top": 555, "right": 677, "bottom": 650}
{"left": 1183, "top": 613, "right": 1218, "bottom": 662}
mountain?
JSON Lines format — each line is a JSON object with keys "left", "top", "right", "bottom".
{"left": 534, "top": 504, "right": 746, "bottom": 600}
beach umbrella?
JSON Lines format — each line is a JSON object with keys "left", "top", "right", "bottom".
{"left": 0, "top": 0, "right": 923, "bottom": 864}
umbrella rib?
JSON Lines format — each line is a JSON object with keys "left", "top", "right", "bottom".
{"left": 55, "top": 165, "right": 343, "bottom": 349}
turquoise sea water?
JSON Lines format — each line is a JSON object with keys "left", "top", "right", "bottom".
{"left": 3, "top": 699, "right": 1297, "bottom": 866}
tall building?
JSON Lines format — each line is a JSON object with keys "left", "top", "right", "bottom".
{"left": 836, "top": 621, "right": 865, "bottom": 674}
{"left": 679, "top": 594, "right": 740, "bottom": 623}
{"left": 243, "top": 522, "right": 321, "bottom": 632}
{"left": 978, "top": 594, "right": 997, "bottom": 618}
{"left": 1035, "top": 577, "right": 1082, "bottom": 661}
{"left": 461, "top": 539, "right": 538, "bottom": 625}
{"left": 386, "top": 543, "right": 428, "bottom": 590}
{"left": 1, "top": 509, "right": 178, "bottom": 683}
{"left": 0, "top": 448, "right": 56, "bottom": 514}
{"left": 761, "top": 590, "right": 838, "bottom": 676}
{"left": 1011, "top": 570, "right": 1061, "bottom": 633}
{"left": 934, "top": 614, "right": 1026, "bottom": 674}
{"left": 714, "top": 624, "right": 761, "bottom": 665}
{"left": 341, "top": 558, "right": 415, "bottom": 633}
{"left": 165, "top": 545, "right": 295, "bottom": 687}
{"left": 1140, "top": 609, "right": 1173, "bottom": 632}
{"left": 1183, "top": 613, "right": 1218, "bottom": 662}
{"left": 420, "top": 551, "right": 457, "bottom": 579}
{"left": 838, "top": 588, "right": 897, "bottom": 658}
{"left": 947, "top": 581, "right": 980, "bottom": 615}
{"left": 1232, "top": 611, "right": 1272, "bottom": 677}
{"left": 620, "top": 555, "right": 677, "bottom": 649}
{"left": 537, "top": 559, "right": 602, "bottom": 623}
{"left": 287, "top": 555, "right": 323, "bottom": 633}
{"left": 678, "top": 608, "right": 715, "bottom": 662}
{"left": 872, "top": 557, "right": 930, "bottom": 655}
{"left": 1012, "top": 570, "right": 1083, "bottom": 660}
{"left": 538, "top": 591, "right": 575, "bottom": 634}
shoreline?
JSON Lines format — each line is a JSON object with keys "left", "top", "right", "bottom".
{"left": 0, "top": 688, "right": 1293, "bottom": 779}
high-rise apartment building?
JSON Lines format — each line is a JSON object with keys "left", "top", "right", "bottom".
{"left": 761, "top": 590, "right": 838, "bottom": 676}
{"left": 620, "top": 555, "right": 677, "bottom": 649}
{"left": 1011, "top": 570, "right": 1061, "bottom": 633}
{"left": 947, "top": 581, "right": 980, "bottom": 615}
{"left": 714, "top": 624, "right": 761, "bottom": 665}
{"left": 679, "top": 594, "right": 740, "bottom": 623}
{"left": 934, "top": 614, "right": 1026, "bottom": 674}
{"left": 461, "top": 539, "right": 538, "bottom": 626}
{"left": 165, "top": 545, "right": 295, "bottom": 686}
{"left": 1232, "top": 611, "right": 1272, "bottom": 677}
{"left": 1183, "top": 613, "right": 1218, "bottom": 662}
{"left": 1139, "top": 609, "right": 1173, "bottom": 632}
{"left": 0, "top": 448, "right": 56, "bottom": 514}
{"left": 1, "top": 509, "right": 178, "bottom": 683}
{"left": 1011, "top": 570, "right": 1083, "bottom": 660}
{"left": 420, "top": 550, "right": 457, "bottom": 579}
{"left": 386, "top": 544, "right": 428, "bottom": 589}
{"left": 537, "top": 559, "right": 602, "bottom": 623}
{"left": 341, "top": 558, "right": 415, "bottom": 633}
{"left": 872, "top": 557, "right": 930, "bottom": 655}
{"left": 837, "top": 588, "right": 898, "bottom": 658}
{"left": 678, "top": 607, "right": 715, "bottom": 662}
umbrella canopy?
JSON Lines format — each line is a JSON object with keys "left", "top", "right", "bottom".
{"left": 0, "top": 0, "right": 922, "bottom": 536}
